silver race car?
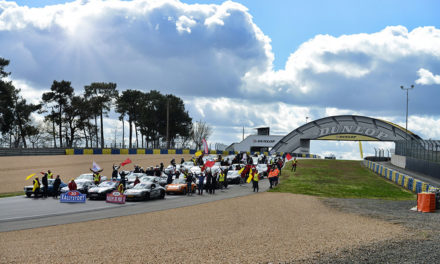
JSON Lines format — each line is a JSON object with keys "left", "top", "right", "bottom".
{"left": 88, "top": 181, "right": 119, "bottom": 200}
{"left": 124, "top": 182, "right": 165, "bottom": 201}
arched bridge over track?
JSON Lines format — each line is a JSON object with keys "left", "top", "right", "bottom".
{"left": 271, "top": 115, "right": 421, "bottom": 154}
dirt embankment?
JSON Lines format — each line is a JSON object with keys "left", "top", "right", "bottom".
{"left": 0, "top": 154, "right": 192, "bottom": 193}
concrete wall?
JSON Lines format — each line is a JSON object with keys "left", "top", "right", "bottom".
{"left": 391, "top": 154, "right": 406, "bottom": 168}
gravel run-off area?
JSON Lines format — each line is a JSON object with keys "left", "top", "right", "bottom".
{"left": 0, "top": 192, "right": 420, "bottom": 264}
{"left": 2, "top": 155, "right": 440, "bottom": 263}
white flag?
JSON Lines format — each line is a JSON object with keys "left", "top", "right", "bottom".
{"left": 92, "top": 161, "right": 102, "bottom": 172}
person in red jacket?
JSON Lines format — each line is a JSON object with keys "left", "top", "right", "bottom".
{"left": 68, "top": 179, "right": 77, "bottom": 191}
{"left": 133, "top": 176, "right": 140, "bottom": 186}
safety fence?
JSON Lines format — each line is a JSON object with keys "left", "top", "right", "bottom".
{"left": 395, "top": 139, "right": 440, "bottom": 163}
{"left": 65, "top": 148, "right": 320, "bottom": 158}
{"left": 394, "top": 140, "right": 440, "bottom": 179}
{"left": 364, "top": 160, "right": 438, "bottom": 193}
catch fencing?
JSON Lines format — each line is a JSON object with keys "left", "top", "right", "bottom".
{"left": 394, "top": 140, "right": 440, "bottom": 179}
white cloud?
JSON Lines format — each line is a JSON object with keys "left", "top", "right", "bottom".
{"left": 415, "top": 68, "right": 440, "bottom": 85}
{"left": 0, "top": 0, "right": 272, "bottom": 98}
{"left": 242, "top": 26, "right": 440, "bottom": 115}
{"left": 8, "top": 78, "right": 46, "bottom": 104}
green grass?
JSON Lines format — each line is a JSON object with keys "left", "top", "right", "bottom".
{"left": 269, "top": 159, "right": 416, "bottom": 200}
{"left": 0, "top": 191, "right": 25, "bottom": 198}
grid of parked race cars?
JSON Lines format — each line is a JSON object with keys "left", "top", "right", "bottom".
{"left": 24, "top": 154, "right": 282, "bottom": 202}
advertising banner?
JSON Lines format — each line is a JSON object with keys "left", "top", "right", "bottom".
{"left": 60, "top": 190, "right": 86, "bottom": 203}
{"left": 106, "top": 191, "right": 126, "bottom": 204}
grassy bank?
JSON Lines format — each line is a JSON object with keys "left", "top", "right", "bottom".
{"left": 0, "top": 191, "right": 24, "bottom": 198}
{"left": 270, "top": 159, "right": 415, "bottom": 200}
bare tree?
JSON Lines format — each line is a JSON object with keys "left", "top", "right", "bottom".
{"left": 190, "top": 121, "right": 212, "bottom": 150}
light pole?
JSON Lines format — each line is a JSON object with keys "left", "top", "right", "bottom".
{"left": 400, "top": 85, "right": 414, "bottom": 140}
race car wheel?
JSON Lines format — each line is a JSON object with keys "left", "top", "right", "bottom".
{"left": 160, "top": 190, "right": 165, "bottom": 199}
{"left": 192, "top": 187, "right": 196, "bottom": 193}
{"left": 26, "top": 193, "right": 32, "bottom": 198}
{"left": 182, "top": 188, "right": 187, "bottom": 195}
{"left": 144, "top": 193, "right": 150, "bottom": 201}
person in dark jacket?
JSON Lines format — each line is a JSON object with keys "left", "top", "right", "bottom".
{"left": 210, "top": 170, "right": 217, "bottom": 195}
{"left": 42, "top": 173, "right": 48, "bottom": 198}
{"left": 120, "top": 171, "right": 127, "bottom": 189}
{"left": 160, "top": 163, "right": 164, "bottom": 172}
{"left": 155, "top": 166, "right": 161, "bottom": 177}
{"left": 166, "top": 171, "right": 173, "bottom": 185}
{"left": 205, "top": 168, "right": 213, "bottom": 194}
{"left": 186, "top": 172, "right": 193, "bottom": 196}
{"left": 197, "top": 173, "right": 205, "bottom": 195}
{"left": 112, "top": 164, "right": 120, "bottom": 180}
{"left": 181, "top": 157, "right": 185, "bottom": 164}
{"left": 53, "top": 175, "right": 61, "bottom": 198}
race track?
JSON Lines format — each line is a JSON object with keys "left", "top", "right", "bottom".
{"left": 0, "top": 179, "right": 270, "bottom": 232}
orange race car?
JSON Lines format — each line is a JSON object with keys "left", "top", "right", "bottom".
{"left": 165, "top": 178, "right": 197, "bottom": 195}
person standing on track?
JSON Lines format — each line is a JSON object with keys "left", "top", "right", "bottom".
{"left": 53, "top": 175, "right": 61, "bottom": 198}
{"left": 93, "top": 171, "right": 101, "bottom": 185}
{"left": 68, "top": 179, "right": 77, "bottom": 191}
{"left": 252, "top": 169, "right": 260, "bottom": 192}
{"left": 211, "top": 170, "right": 217, "bottom": 195}
{"left": 32, "top": 177, "right": 40, "bottom": 198}
{"left": 206, "top": 168, "right": 213, "bottom": 194}
{"left": 120, "top": 171, "right": 127, "bottom": 189}
{"left": 186, "top": 172, "right": 193, "bottom": 196}
{"left": 218, "top": 169, "right": 225, "bottom": 190}
{"left": 272, "top": 167, "right": 280, "bottom": 186}
{"left": 197, "top": 173, "right": 205, "bottom": 195}
{"left": 133, "top": 176, "right": 140, "bottom": 187}
{"left": 42, "top": 172, "right": 48, "bottom": 198}
{"left": 112, "top": 164, "right": 120, "bottom": 180}
{"left": 268, "top": 167, "right": 275, "bottom": 189}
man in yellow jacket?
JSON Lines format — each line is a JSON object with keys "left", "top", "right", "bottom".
{"left": 32, "top": 177, "right": 40, "bottom": 198}
{"left": 251, "top": 169, "right": 259, "bottom": 192}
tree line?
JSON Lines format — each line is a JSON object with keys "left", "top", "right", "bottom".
{"left": 0, "top": 57, "right": 212, "bottom": 149}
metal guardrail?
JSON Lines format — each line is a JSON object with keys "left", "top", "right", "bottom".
{"left": 0, "top": 148, "right": 66, "bottom": 156}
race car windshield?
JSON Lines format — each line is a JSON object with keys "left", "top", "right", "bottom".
{"left": 134, "top": 183, "right": 150, "bottom": 189}
{"left": 77, "top": 174, "right": 92, "bottom": 180}
{"left": 172, "top": 179, "right": 186, "bottom": 184}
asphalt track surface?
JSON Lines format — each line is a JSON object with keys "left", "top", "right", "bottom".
{"left": 0, "top": 179, "right": 270, "bottom": 232}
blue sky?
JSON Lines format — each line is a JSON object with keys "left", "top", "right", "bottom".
{"left": 1, "top": 0, "right": 440, "bottom": 158}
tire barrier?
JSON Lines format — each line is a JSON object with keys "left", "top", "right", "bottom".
{"left": 364, "top": 160, "right": 439, "bottom": 194}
